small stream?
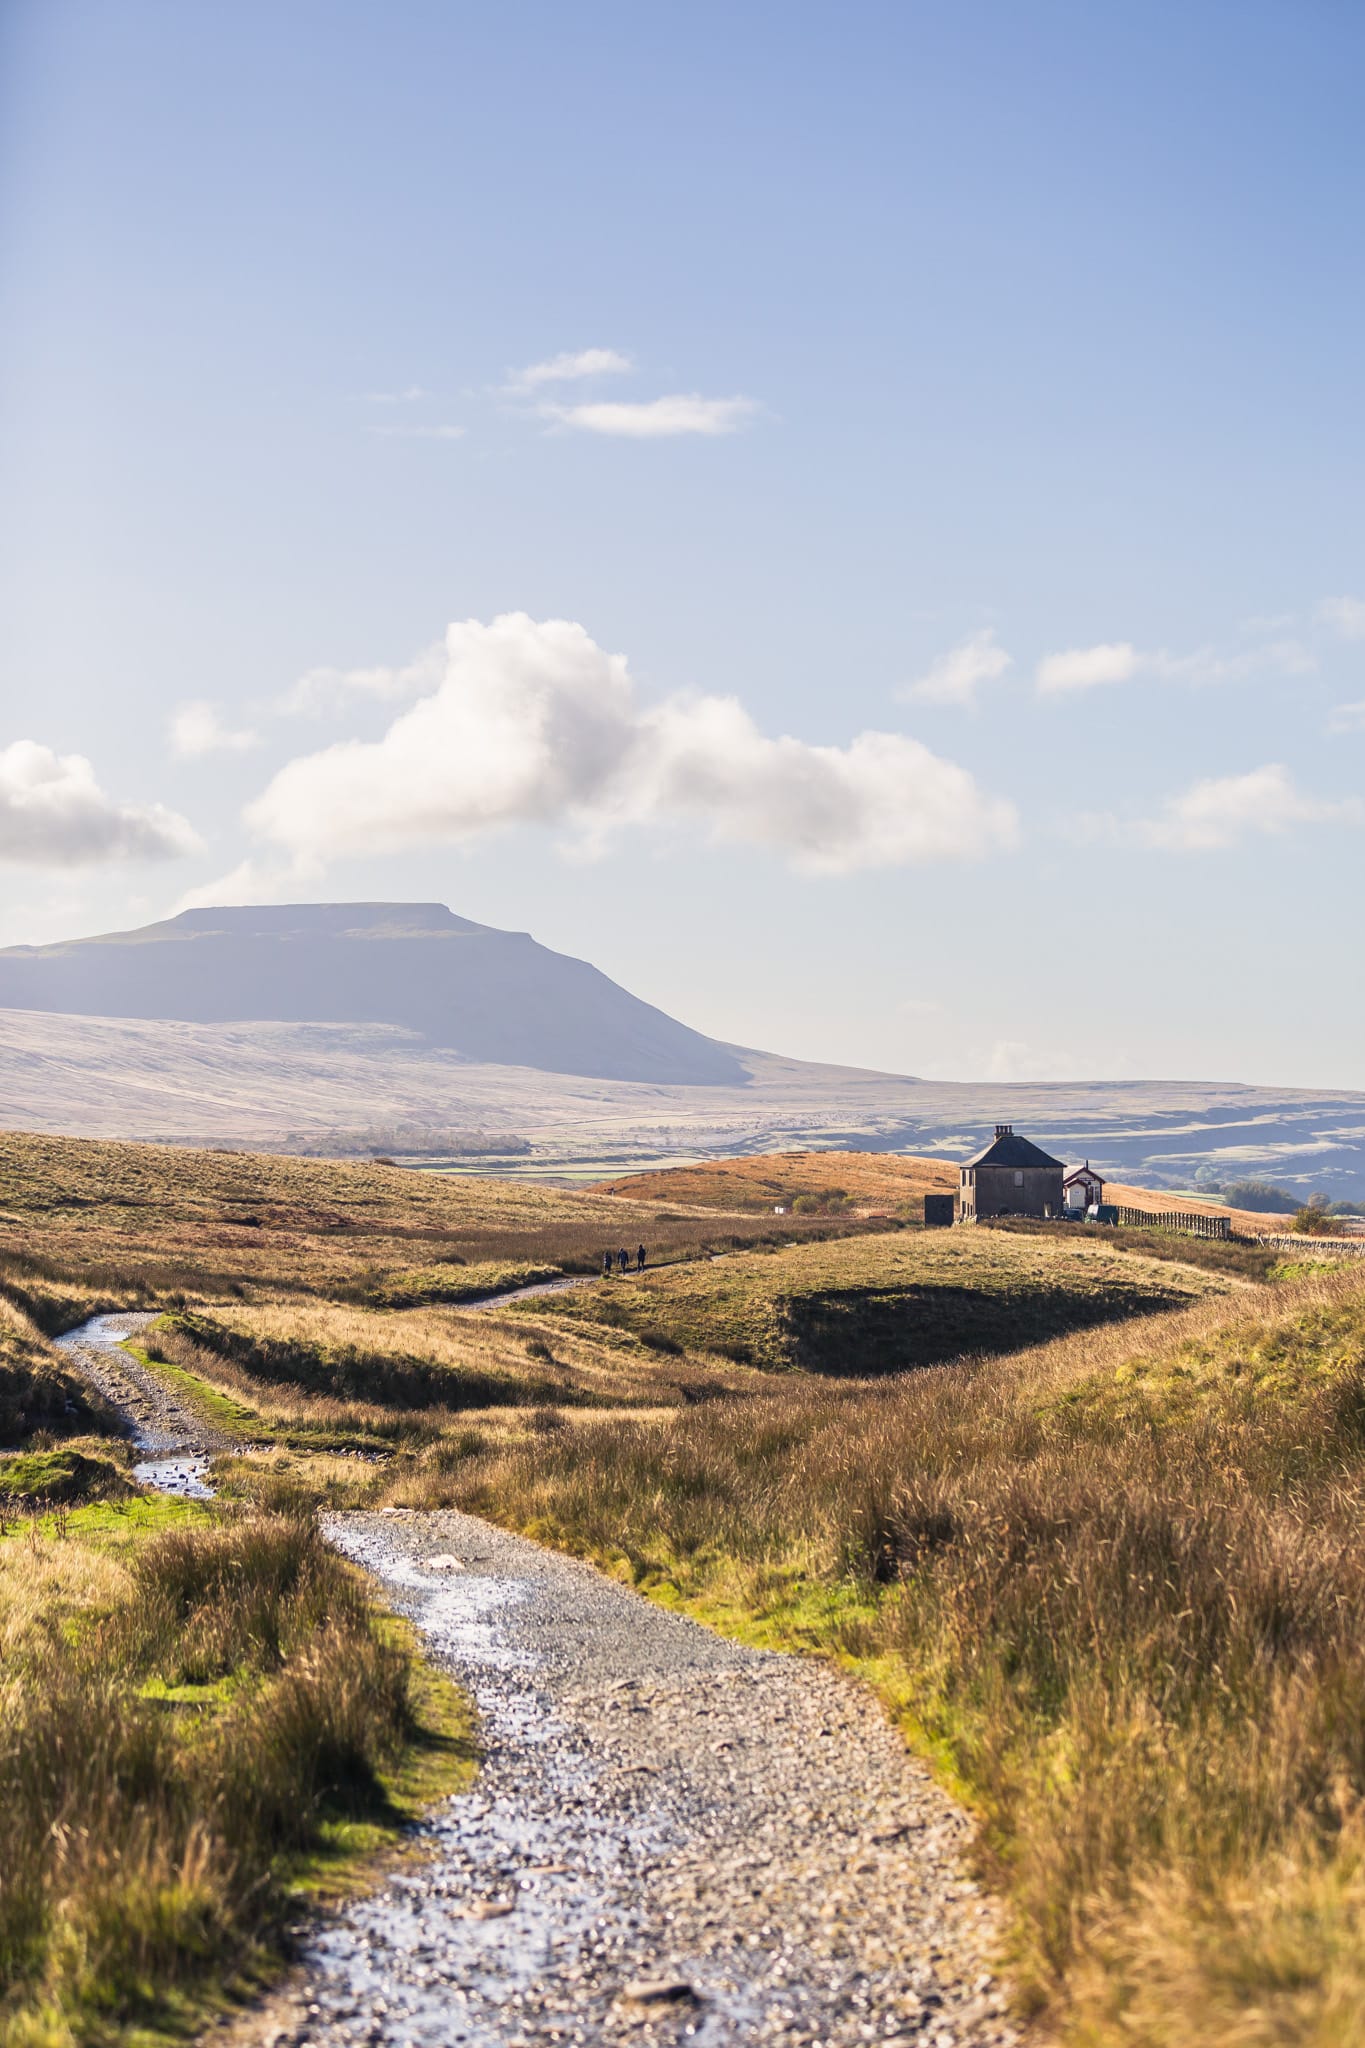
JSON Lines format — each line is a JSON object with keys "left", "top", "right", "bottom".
{"left": 54, "top": 1311, "right": 215, "bottom": 1497}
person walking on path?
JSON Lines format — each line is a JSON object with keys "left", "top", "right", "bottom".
{"left": 603, "top": 1250, "right": 614, "bottom": 1279}
{"left": 617, "top": 1247, "right": 630, "bottom": 1275}
{"left": 636, "top": 1244, "right": 647, "bottom": 1271}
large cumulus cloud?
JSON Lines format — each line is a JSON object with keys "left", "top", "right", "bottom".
{"left": 248, "top": 614, "right": 1018, "bottom": 874}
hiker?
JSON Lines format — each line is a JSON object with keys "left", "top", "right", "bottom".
{"left": 617, "top": 1246, "right": 630, "bottom": 1274}
{"left": 637, "top": 1244, "right": 647, "bottom": 1271}
{"left": 603, "top": 1250, "right": 614, "bottom": 1279}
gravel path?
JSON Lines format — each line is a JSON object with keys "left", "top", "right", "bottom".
{"left": 244, "top": 1512, "right": 1015, "bottom": 2048}
{"left": 56, "top": 1316, "right": 1017, "bottom": 2045}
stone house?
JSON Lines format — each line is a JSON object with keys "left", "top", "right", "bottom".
{"left": 959, "top": 1125, "right": 1066, "bottom": 1221}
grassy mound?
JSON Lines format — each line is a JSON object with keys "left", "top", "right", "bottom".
{"left": 529, "top": 1228, "right": 1230, "bottom": 1373}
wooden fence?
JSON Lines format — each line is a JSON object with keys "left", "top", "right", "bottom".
{"left": 1115, "top": 1205, "right": 1231, "bottom": 1240}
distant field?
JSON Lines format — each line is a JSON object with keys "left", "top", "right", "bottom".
{"left": 604, "top": 1152, "right": 1297, "bottom": 1237}
{"left": 1102, "top": 1180, "right": 1294, "bottom": 1233}
{"left": 599, "top": 1149, "right": 956, "bottom": 1214}
{"left": 0, "top": 1128, "right": 875, "bottom": 1310}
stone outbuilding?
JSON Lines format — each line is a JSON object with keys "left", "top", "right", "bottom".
{"left": 1063, "top": 1161, "right": 1105, "bottom": 1214}
{"left": 959, "top": 1125, "right": 1065, "bottom": 1221}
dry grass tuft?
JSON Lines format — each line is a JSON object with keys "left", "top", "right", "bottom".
{"left": 0, "top": 1502, "right": 452, "bottom": 2047}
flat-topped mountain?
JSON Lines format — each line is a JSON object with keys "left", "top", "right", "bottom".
{"left": 0, "top": 903, "right": 748, "bottom": 1086}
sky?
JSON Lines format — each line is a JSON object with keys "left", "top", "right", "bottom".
{"left": 1, "top": 0, "right": 1362, "bottom": 1089}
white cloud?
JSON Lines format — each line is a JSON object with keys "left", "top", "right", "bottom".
{"left": 363, "top": 386, "right": 428, "bottom": 404}
{"left": 0, "top": 741, "right": 201, "bottom": 866}
{"left": 1317, "top": 596, "right": 1365, "bottom": 641}
{"left": 282, "top": 645, "right": 445, "bottom": 716}
{"left": 1329, "top": 700, "right": 1365, "bottom": 734}
{"left": 509, "top": 347, "right": 633, "bottom": 391}
{"left": 1036, "top": 641, "right": 1141, "bottom": 694}
{"left": 245, "top": 613, "right": 1018, "bottom": 875}
{"left": 903, "top": 629, "right": 1011, "bottom": 707}
{"left": 1131, "top": 764, "right": 1360, "bottom": 852}
{"left": 169, "top": 700, "right": 260, "bottom": 759}
{"left": 543, "top": 394, "right": 759, "bottom": 438}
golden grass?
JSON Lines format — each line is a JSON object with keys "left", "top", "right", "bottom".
{"left": 604, "top": 1153, "right": 1296, "bottom": 1239}
{"left": 161, "top": 1291, "right": 759, "bottom": 1420}
{"left": 0, "top": 1128, "right": 878, "bottom": 1312}
{"left": 421, "top": 1268, "right": 1365, "bottom": 2046}
{"left": 8, "top": 1125, "right": 1356, "bottom": 2046}
{"left": 1103, "top": 1180, "right": 1290, "bottom": 1235}
{"left": 598, "top": 1148, "right": 958, "bottom": 1213}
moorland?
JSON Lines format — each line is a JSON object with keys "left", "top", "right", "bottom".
{"left": 3, "top": 1127, "right": 1365, "bottom": 2047}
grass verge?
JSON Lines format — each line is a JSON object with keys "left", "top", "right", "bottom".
{"left": 0, "top": 1497, "right": 474, "bottom": 2048}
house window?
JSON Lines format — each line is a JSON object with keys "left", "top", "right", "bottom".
{"left": 1014, "top": 1170, "right": 1024, "bottom": 1186}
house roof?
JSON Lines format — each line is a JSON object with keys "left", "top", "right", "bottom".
{"left": 1063, "top": 1166, "right": 1104, "bottom": 1186}
{"left": 963, "top": 1126, "right": 1065, "bottom": 1171}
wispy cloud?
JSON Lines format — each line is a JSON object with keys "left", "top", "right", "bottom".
{"left": 0, "top": 741, "right": 201, "bottom": 866}
{"left": 244, "top": 612, "right": 1018, "bottom": 875}
{"left": 363, "top": 385, "right": 429, "bottom": 404}
{"left": 1037, "top": 642, "right": 1141, "bottom": 694}
{"left": 1092, "top": 764, "right": 1361, "bottom": 852}
{"left": 1329, "top": 700, "right": 1365, "bottom": 734}
{"left": 903, "top": 629, "right": 1011, "bottom": 707}
{"left": 543, "top": 394, "right": 759, "bottom": 438}
{"left": 1317, "top": 595, "right": 1365, "bottom": 641}
{"left": 1037, "top": 635, "right": 1314, "bottom": 696}
{"left": 281, "top": 645, "right": 445, "bottom": 717}
{"left": 169, "top": 700, "right": 260, "bottom": 759}
{"left": 507, "top": 347, "right": 633, "bottom": 392}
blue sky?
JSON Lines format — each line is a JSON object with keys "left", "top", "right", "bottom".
{"left": 1, "top": 0, "right": 1362, "bottom": 1086}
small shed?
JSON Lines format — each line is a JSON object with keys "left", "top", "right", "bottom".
{"left": 959, "top": 1125, "right": 1065, "bottom": 1221}
{"left": 1063, "top": 1162, "right": 1105, "bottom": 1214}
{"left": 924, "top": 1193, "right": 955, "bottom": 1228}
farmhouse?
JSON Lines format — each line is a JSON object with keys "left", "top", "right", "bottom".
{"left": 959, "top": 1125, "right": 1065, "bottom": 1221}
{"left": 1063, "top": 1161, "right": 1105, "bottom": 1213}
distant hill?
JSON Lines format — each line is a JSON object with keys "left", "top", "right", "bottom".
{"left": 0, "top": 904, "right": 748, "bottom": 1086}
{"left": 0, "top": 902, "right": 1362, "bottom": 1198}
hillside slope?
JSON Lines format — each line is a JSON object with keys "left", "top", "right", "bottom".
{"left": 0, "top": 903, "right": 747, "bottom": 1085}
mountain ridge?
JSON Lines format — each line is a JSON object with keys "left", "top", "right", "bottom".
{"left": 0, "top": 903, "right": 749, "bottom": 1087}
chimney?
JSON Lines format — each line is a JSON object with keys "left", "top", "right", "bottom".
{"left": 994, "top": 1124, "right": 1013, "bottom": 1139}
